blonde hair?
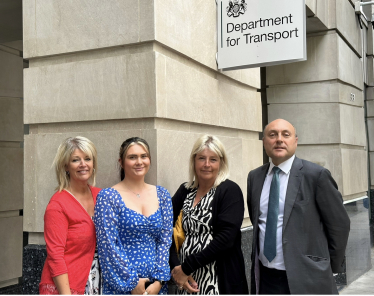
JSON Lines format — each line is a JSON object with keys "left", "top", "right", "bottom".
{"left": 53, "top": 136, "right": 98, "bottom": 191}
{"left": 186, "top": 135, "right": 229, "bottom": 189}
{"left": 119, "top": 137, "right": 151, "bottom": 181}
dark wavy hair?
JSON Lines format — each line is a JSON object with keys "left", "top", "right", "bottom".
{"left": 119, "top": 137, "right": 151, "bottom": 181}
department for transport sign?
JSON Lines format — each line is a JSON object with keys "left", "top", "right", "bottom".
{"left": 217, "top": 0, "right": 306, "bottom": 70}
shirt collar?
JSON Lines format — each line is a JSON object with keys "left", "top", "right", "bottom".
{"left": 268, "top": 155, "right": 295, "bottom": 175}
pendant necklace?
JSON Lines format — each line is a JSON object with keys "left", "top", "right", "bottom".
{"left": 127, "top": 185, "right": 145, "bottom": 198}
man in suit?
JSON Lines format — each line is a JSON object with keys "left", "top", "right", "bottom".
{"left": 247, "top": 119, "right": 350, "bottom": 294}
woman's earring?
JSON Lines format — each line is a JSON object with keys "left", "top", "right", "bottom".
{"left": 66, "top": 171, "right": 70, "bottom": 175}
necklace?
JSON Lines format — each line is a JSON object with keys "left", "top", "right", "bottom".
{"left": 126, "top": 185, "right": 146, "bottom": 198}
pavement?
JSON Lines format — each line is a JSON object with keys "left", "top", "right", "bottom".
{"left": 340, "top": 247, "right": 374, "bottom": 295}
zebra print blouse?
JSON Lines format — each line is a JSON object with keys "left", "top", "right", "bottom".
{"left": 178, "top": 187, "right": 219, "bottom": 295}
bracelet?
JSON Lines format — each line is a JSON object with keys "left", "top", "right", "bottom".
{"left": 154, "top": 279, "right": 167, "bottom": 286}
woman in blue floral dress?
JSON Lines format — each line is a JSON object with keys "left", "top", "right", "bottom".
{"left": 94, "top": 137, "right": 173, "bottom": 295}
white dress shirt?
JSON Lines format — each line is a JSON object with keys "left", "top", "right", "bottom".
{"left": 258, "top": 155, "right": 295, "bottom": 270}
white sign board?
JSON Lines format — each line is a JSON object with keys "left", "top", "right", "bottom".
{"left": 217, "top": 0, "right": 306, "bottom": 70}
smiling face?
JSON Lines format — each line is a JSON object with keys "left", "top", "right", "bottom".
{"left": 121, "top": 144, "right": 150, "bottom": 179}
{"left": 194, "top": 148, "right": 221, "bottom": 186}
{"left": 263, "top": 119, "right": 298, "bottom": 166}
{"left": 65, "top": 149, "right": 93, "bottom": 184}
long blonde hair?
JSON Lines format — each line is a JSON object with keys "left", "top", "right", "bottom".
{"left": 186, "top": 135, "right": 229, "bottom": 189}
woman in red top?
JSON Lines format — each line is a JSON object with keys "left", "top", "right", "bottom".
{"left": 39, "top": 136, "right": 101, "bottom": 295}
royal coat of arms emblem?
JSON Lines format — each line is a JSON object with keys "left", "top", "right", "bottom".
{"left": 226, "top": 0, "right": 247, "bottom": 18}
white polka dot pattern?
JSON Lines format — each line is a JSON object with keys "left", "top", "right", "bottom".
{"left": 94, "top": 186, "right": 173, "bottom": 295}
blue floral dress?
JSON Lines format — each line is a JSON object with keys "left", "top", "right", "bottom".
{"left": 94, "top": 186, "right": 173, "bottom": 295}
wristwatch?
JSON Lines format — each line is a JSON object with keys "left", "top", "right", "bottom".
{"left": 155, "top": 279, "right": 167, "bottom": 286}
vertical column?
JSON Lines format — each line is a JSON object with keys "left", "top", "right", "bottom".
{"left": 367, "top": 11, "right": 374, "bottom": 244}
{"left": 266, "top": 0, "right": 370, "bottom": 285}
{"left": 366, "top": 87, "right": 374, "bottom": 240}
{"left": 0, "top": 44, "right": 23, "bottom": 289}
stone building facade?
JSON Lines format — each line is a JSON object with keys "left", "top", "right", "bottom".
{"left": 0, "top": 0, "right": 372, "bottom": 293}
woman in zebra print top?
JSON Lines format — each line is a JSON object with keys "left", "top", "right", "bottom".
{"left": 170, "top": 135, "right": 248, "bottom": 295}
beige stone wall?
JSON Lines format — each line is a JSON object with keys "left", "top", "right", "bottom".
{"left": 266, "top": 0, "right": 368, "bottom": 201}
{"left": 0, "top": 45, "right": 23, "bottom": 286}
{"left": 23, "top": 1, "right": 262, "bottom": 235}
{"left": 24, "top": 120, "right": 262, "bottom": 232}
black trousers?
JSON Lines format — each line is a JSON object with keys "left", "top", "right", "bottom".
{"left": 259, "top": 261, "right": 291, "bottom": 294}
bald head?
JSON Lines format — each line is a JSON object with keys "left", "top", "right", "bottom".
{"left": 262, "top": 119, "right": 298, "bottom": 166}
{"left": 263, "top": 119, "right": 297, "bottom": 138}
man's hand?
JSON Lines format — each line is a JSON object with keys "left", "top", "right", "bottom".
{"left": 131, "top": 278, "right": 149, "bottom": 295}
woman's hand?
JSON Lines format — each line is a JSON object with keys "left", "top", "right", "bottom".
{"left": 171, "top": 266, "right": 199, "bottom": 293}
{"left": 131, "top": 278, "right": 149, "bottom": 295}
{"left": 171, "top": 265, "right": 188, "bottom": 288}
{"left": 143, "top": 281, "right": 162, "bottom": 295}
{"left": 182, "top": 276, "right": 200, "bottom": 293}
